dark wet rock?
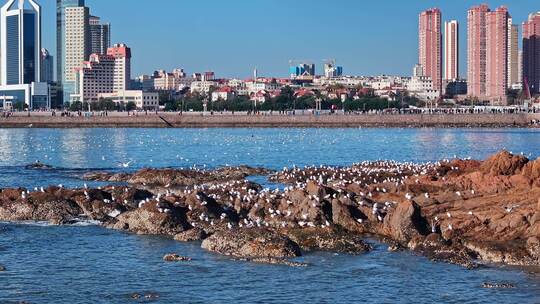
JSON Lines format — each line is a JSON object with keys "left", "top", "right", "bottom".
{"left": 109, "top": 202, "right": 190, "bottom": 236}
{"left": 0, "top": 264, "right": 5, "bottom": 272}
{"left": 174, "top": 228, "right": 207, "bottom": 242}
{"left": 25, "top": 161, "right": 54, "bottom": 170}
{"left": 130, "top": 292, "right": 159, "bottom": 300}
{"left": 201, "top": 228, "right": 301, "bottom": 258}
{"left": 331, "top": 199, "right": 365, "bottom": 232}
{"left": 83, "top": 171, "right": 132, "bottom": 182}
{"left": 285, "top": 227, "right": 371, "bottom": 254}
{"left": 482, "top": 282, "right": 516, "bottom": 289}
{"left": 93, "top": 166, "right": 272, "bottom": 187}
{"left": 234, "top": 257, "right": 308, "bottom": 267}
{"left": 407, "top": 234, "right": 478, "bottom": 269}
{"left": 163, "top": 253, "right": 191, "bottom": 262}
{"left": 0, "top": 190, "right": 82, "bottom": 224}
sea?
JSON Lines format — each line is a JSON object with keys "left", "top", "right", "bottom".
{"left": 0, "top": 128, "right": 539, "bottom": 303}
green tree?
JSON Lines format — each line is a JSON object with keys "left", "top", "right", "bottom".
{"left": 126, "top": 101, "right": 137, "bottom": 111}
{"left": 69, "top": 101, "right": 83, "bottom": 111}
{"left": 13, "top": 101, "right": 25, "bottom": 111}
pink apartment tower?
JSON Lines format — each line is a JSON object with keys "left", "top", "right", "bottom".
{"left": 444, "top": 20, "right": 459, "bottom": 81}
{"left": 419, "top": 8, "right": 442, "bottom": 94}
{"left": 467, "top": 4, "right": 510, "bottom": 103}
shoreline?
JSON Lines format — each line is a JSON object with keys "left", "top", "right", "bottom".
{"left": 0, "top": 113, "right": 539, "bottom": 128}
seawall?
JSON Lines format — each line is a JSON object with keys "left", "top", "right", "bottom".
{"left": 0, "top": 113, "right": 539, "bottom": 128}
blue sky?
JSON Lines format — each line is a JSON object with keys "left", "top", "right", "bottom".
{"left": 40, "top": 0, "right": 539, "bottom": 78}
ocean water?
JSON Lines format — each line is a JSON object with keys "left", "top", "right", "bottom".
{"left": 0, "top": 128, "right": 539, "bottom": 303}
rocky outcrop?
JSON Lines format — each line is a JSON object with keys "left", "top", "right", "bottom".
{"left": 109, "top": 202, "right": 190, "bottom": 236}
{"left": 384, "top": 201, "right": 428, "bottom": 244}
{"left": 234, "top": 257, "right": 308, "bottom": 267}
{"left": 163, "top": 253, "right": 191, "bottom": 262}
{"left": 201, "top": 228, "right": 301, "bottom": 258}
{"left": 2, "top": 151, "right": 540, "bottom": 269}
{"left": 480, "top": 150, "right": 528, "bottom": 176}
{"left": 0, "top": 189, "right": 82, "bottom": 224}
{"left": 174, "top": 228, "right": 207, "bottom": 242}
{"left": 84, "top": 166, "right": 272, "bottom": 187}
{"left": 285, "top": 227, "right": 371, "bottom": 254}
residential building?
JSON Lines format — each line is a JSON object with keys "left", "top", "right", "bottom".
{"left": 71, "top": 53, "right": 114, "bottom": 103}
{"left": 153, "top": 69, "right": 186, "bottom": 91}
{"left": 190, "top": 80, "right": 218, "bottom": 94}
{"left": 107, "top": 43, "right": 131, "bottom": 92}
{"left": 89, "top": 15, "right": 110, "bottom": 55}
{"left": 419, "top": 8, "right": 442, "bottom": 94}
{"left": 444, "top": 20, "right": 459, "bottom": 80}
{"left": 0, "top": 0, "right": 50, "bottom": 110}
{"left": 467, "top": 4, "right": 490, "bottom": 98}
{"left": 408, "top": 65, "right": 440, "bottom": 101}
{"left": 245, "top": 80, "right": 281, "bottom": 94}
{"left": 56, "top": 0, "right": 87, "bottom": 106}
{"left": 40, "top": 48, "right": 54, "bottom": 83}
{"left": 97, "top": 90, "right": 159, "bottom": 110}
{"left": 523, "top": 12, "right": 540, "bottom": 95}
{"left": 211, "top": 86, "right": 235, "bottom": 102}
{"left": 485, "top": 6, "right": 510, "bottom": 103}
{"left": 467, "top": 5, "right": 510, "bottom": 103}
{"left": 507, "top": 20, "right": 519, "bottom": 87}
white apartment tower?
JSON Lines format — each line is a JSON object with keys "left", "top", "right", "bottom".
{"left": 507, "top": 19, "right": 519, "bottom": 87}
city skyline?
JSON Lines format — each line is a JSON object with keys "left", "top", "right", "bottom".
{"left": 36, "top": 0, "right": 539, "bottom": 78}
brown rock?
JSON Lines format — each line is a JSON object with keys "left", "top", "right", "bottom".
{"left": 174, "top": 228, "right": 207, "bottom": 242}
{"left": 285, "top": 227, "right": 371, "bottom": 254}
{"left": 163, "top": 253, "right": 191, "bottom": 262}
{"left": 201, "top": 228, "right": 301, "bottom": 258}
{"left": 110, "top": 206, "right": 189, "bottom": 236}
{"left": 480, "top": 151, "right": 528, "bottom": 176}
{"left": 384, "top": 201, "right": 427, "bottom": 244}
{"left": 521, "top": 158, "right": 540, "bottom": 181}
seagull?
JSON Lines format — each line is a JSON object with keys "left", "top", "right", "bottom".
{"left": 118, "top": 161, "right": 132, "bottom": 168}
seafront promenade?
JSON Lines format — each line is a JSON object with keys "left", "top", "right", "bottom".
{"left": 0, "top": 111, "right": 539, "bottom": 128}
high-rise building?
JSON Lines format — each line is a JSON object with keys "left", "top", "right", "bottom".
{"left": 40, "top": 48, "right": 54, "bottom": 83}
{"left": 0, "top": 0, "right": 50, "bottom": 110}
{"left": 324, "top": 62, "right": 343, "bottom": 78}
{"left": 444, "top": 20, "right": 459, "bottom": 81}
{"left": 289, "top": 63, "right": 315, "bottom": 79}
{"left": 63, "top": 6, "right": 90, "bottom": 101}
{"left": 107, "top": 43, "right": 131, "bottom": 92}
{"left": 523, "top": 12, "right": 540, "bottom": 95}
{"left": 89, "top": 15, "right": 110, "bottom": 55}
{"left": 467, "top": 4, "right": 490, "bottom": 98}
{"left": 419, "top": 8, "right": 442, "bottom": 94}
{"left": 485, "top": 6, "right": 510, "bottom": 102}
{"left": 56, "top": 0, "right": 85, "bottom": 107}
{"left": 1, "top": 0, "right": 41, "bottom": 85}
{"left": 507, "top": 20, "right": 519, "bottom": 87}
{"left": 467, "top": 5, "right": 510, "bottom": 103}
